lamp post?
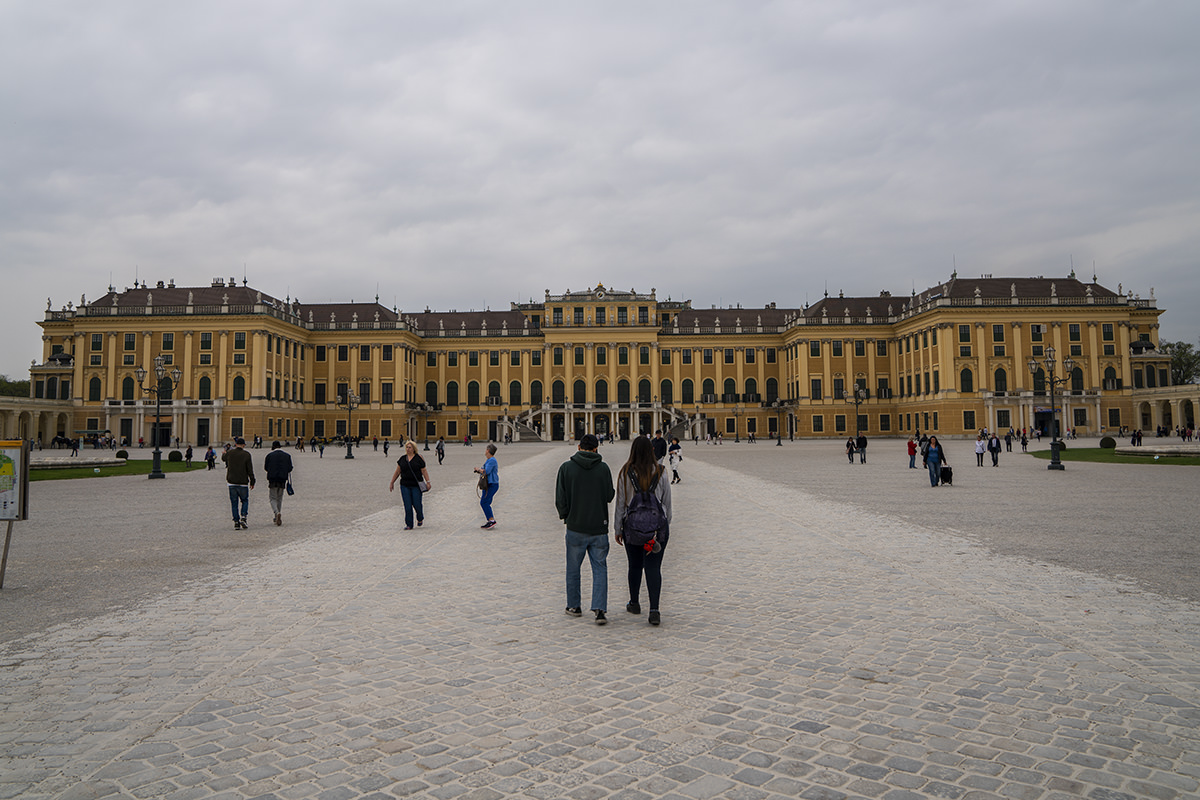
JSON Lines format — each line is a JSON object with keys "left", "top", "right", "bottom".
{"left": 770, "top": 399, "right": 785, "bottom": 445}
{"left": 460, "top": 405, "right": 472, "bottom": 445}
{"left": 337, "top": 391, "right": 360, "bottom": 459}
{"left": 502, "top": 406, "right": 509, "bottom": 444}
{"left": 1028, "top": 346, "right": 1073, "bottom": 471}
{"left": 845, "top": 385, "right": 868, "bottom": 439}
{"left": 135, "top": 355, "right": 183, "bottom": 479}
{"left": 421, "top": 403, "right": 433, "bottom": 450}
{"left": 733, "top": 403, "right": 744, "bottom": 443}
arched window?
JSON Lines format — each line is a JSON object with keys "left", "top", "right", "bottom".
{"left": 530, "top": 380, "right": 543, "bottom": 405}
{"left": 960, "top": 368, "right": 974, "bottom": 394}
{"left": 994, "top": 368, "right": 1007, "bottom": 393}
{"left": 488, "top": 380, "right": 501, "bottom": 401}
{"left": 425, "top": 381, "right": 438, "bottom": 405}
{"left": 552, "top": 380, "right": 566, "bottom": 404}
{"left": 595, "top": 379, "right": 608, "bottom": 405}
{"left": 1104, "top": 366, "right": 1118, "bottom": 390}
{"left": 199, "top": 376, "right": 212, "bottom": 400}
{"left": 573, "top": 379, "right": 586, "bottom": 405}
{"left": 158, "top": 376, "right": 173, "bottom": 402}
{"left": 617, "top": 379, "right": 631, "bottom": 405}
{"left": 660, "top": 379, "right": 673, "bottom": 405}
{"left": 638, "top": 379, "right": 651, "bottom": 403}
{"left": 702, "top": 378, "right": 715, "bottom": 398}
{"left": 723, "top": 378, "right": 736, "bottom": 399}
{"left": 122, "top": 376, "right": 136, "bottom": 401}
{"left": 1071, "top": 366, "right": 1084, "bottom": 393}
{"left": 88, "top": 376, "right": 102, "bottom": 402}
{"left": 232, "top": 376, "right": 246, "bottom": 401}
{"left": 682, "top": 378, "right": 694, "bottom": 404}
{"left": 1032, "top": 368, "right": 1046, "bottom": 395}
{"left": 765, "top": 377, "right": 778, "bottom": 403}
{"left": 446, "top": 381, "right": 459, "bottom": 407}
{"left": 509, "top": 380, "right": 522, "bottom": 406}
{"left": 745, "top": 377, "right": 758, "bottom": 398}
{"left": 467, "top": 381, "right": 480, "bottom": 406}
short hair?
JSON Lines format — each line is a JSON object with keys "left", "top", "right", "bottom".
{"left": 486, "top": 443, "right": 498, "bottom": 455}
{"left": 579, "top": 433, "right": 599, "bottom": 451}
{"left": 271, "top": 440, "right": 282, "bottom": 449}
{"left": 234, "top": 437, "right": 246, "bottom": 445}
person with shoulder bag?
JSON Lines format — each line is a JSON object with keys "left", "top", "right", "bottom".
{"left": 614, "top": 436, "right": 673, "bottom": 626}
{"left": 389, "top": 440, "right": 432, "bottom": 530}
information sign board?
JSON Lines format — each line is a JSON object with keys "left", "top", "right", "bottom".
{"left": 0, "top": 440, "right": 29, "bottom": 521}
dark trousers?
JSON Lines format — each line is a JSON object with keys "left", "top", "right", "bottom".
{"left": 625, "top": 537, "right": 667, "bottom": 610}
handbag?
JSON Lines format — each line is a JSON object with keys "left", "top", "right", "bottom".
{"left": 477, "top": 472, "right": 488, "bottom": 491}
{"left": 418, "top": 480, "right": 430, "bottom": 492}
{"left": 286, "top": 479, "right": 294, "bottom": 496}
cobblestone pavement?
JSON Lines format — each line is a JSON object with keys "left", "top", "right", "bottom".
{"left": 2, "top": 442, "right": 1198, "bottom": 799}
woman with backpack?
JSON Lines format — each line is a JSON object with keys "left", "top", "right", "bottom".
{"left": 614, "top": 437, "right": 673, "bottom": 626}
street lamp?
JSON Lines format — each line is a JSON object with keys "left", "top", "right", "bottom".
{"left": 733, "top": 403, "right": 744, "bottom": 443}
{"left": 768, "top": 398, "right": 787, "bottom": 448}
{"left": 845, "top": 384, "right": 869, "bottom": 439}
{"left": 420, "top": 402, "right": 433, "bottom": 450}
{"left": 337, "top": 391, "right": 360, "bottom": 459}
{"left": 460, "top": 404, "right": 472, "bottom": 445}
{"left": 135, "top": 355, "right": 183, "bottom": 479}
{"left": 502, "top": 406, "right": 509, "bottom": 444}
{"left": 1028, "top": 345, "right": 1074, "bottom": 471}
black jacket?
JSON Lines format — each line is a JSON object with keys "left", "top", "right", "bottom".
{"left": 264, "top": 449, "right": 293, "bottom": 486}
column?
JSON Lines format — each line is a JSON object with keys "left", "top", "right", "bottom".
{"left": 217, "top": 331, "right": 229, "bottom": 397}
{"left": 105, "top": 332, "right": 119, "bottom": 399}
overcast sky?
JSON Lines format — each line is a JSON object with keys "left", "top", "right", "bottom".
{"left": 3, "top": 1, "right": 1198, "bottom": 380}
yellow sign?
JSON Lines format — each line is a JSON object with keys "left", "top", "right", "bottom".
{"left": 0, "top": 440, "right": 29, "bottom": 521}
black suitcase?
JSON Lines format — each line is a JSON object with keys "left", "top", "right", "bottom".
{"left": 940, "top": 465, "right": 953, "bottom": 485}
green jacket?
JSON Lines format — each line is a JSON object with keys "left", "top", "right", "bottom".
{"left": 555, "top": 450, "right": 614, "bottom": 535}
{"left": 222, "top": 447, "right": 256, "bottom": 487}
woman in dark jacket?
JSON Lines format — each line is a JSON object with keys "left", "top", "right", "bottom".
{"left": 923, "top": 435, "right": 948, "bottom": 487}
{"left": 615, "top": 437, "right": 673, "bottom": 626}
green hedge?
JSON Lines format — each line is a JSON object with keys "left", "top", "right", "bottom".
{"left": 115, "top": 449, "right": 129, "bottom": 459}
{"left": 167, "top": 450, "right": 184, "bottom": 462}
{"left": 1099, "top": 436, "right": 1116, "bottom": 449}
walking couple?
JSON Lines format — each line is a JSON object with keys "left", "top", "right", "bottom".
{"left": 556, "top": 434, "right": 673, "bottom": 626}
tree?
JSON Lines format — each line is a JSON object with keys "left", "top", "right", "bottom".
{"left": 1159, "top": 340, "right": 1200, "bottom": 385}
{"left": 0, "top": 374, "right": 31, "bottom": 397}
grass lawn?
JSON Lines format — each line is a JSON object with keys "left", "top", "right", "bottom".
{"left": 1030, "top": 448, "right": 1200, "bottom": 466}
{"left": 31, "top": 460, "right": 202, "bottom": 481}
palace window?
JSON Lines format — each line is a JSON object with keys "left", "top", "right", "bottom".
{"left": 511, "top": 350, "right": 521, "bottom": 366}
{"left": 854, "top": 340, "right": 865, "bottom": 357}
{"left": 958, "top": 325, "right": 970, "bottom": 343}
{"left": 832, "top": 341, "right": 843, "bottom": 357}
{"left": 682, "top": 349, "right": 692, "bottom": 365}
{"left": 992, "top": 324, "right": 1004, "bottom": 342}
{"left": 596, "top": 346, "right": 606, "bottom": 365}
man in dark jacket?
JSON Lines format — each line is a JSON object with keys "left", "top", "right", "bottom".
{"left": 855, "top": 433, "right": 868, "bottom": 463}
{"left": 264, "top": 440, "right": 294, "bottom": 526}
{"left": 222, "top": 437, "right": 256, "bottom": 529}
{"left": 652, "top": 431, "right": 668, "bottom": 464}
{"left": 555, "top": 433, "right": 615, "bottom": 625}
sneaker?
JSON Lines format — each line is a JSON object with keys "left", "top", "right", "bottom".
{"left": 417, "top": 519, "right": 423, "bottom": 527}
{"left": 403, "top": 526, "right": 413, "bottom": 531}
{"left": 481, "top": 520, "right": 497, "bottom": 530}
{"left": 233, "top": 520, "right": 241, "bottom": 530}
{"left": 274, "top": 513, "right": 282, "bottom": 526}
{"left": 241, "top": 518, "right": 248, "bottom": 529}
{"left": 594, "top": 610, "right": 607, "bottom": 626}
{"left": 648, "top": 610, "right": 661, "bottom": 626}
{"left": 565, "top": 607, "right": 582, "bottom": 617}
{"left": 626, "top": 602, "right": 641, "bottom": 614}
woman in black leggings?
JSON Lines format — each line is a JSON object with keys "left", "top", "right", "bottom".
{"left": 614, "top": 437, "right": 673, "bottom": 626}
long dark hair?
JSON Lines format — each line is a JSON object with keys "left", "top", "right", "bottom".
{"left": 618, "top": 436, "right": 664, "bottom": 492}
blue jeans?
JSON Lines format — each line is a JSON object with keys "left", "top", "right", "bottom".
{"left": 399, "top": 484, "right": 424, "bottom": 528}
{"left": 565, "top": 529, "right": 608, "bottom": 611}
{"left": 480, "top": 483, "right": 498, "bottom": 520}
{"left": 228, "top": 485, "right": 249, "bottom": 521}
{"left": 909, "top": 452, "right": 917, "bottom": 469}
{"left": 926, "top": 460, "right": 941, "bottom": 487}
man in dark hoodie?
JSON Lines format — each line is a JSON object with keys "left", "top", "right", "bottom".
{"left": 555, "top": 433, "right": 615, "bottom": 625}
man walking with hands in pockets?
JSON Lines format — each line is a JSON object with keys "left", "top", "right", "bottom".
{"left": 555, "top": 434, "right": 615, "bottom": 625}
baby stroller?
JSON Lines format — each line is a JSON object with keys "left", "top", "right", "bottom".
{"left": 940, "top": 465, "right": 954, "bottom": 486}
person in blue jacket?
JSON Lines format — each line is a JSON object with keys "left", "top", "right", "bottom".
{"left": 474, "top": 444, "right": 500, "bottom": 529}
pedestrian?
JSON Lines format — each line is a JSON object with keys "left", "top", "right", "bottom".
{"left": 1020, "top": 433, "right": 1028, "bottom": 452}
{"left": 855, "top": 433, "right": 868, "bottom": 463}
{"left": 383, "top": 438, "right": 390, "bottom": 457}
{"left": 667, "top": 437, "right": 683, "bottom": 483}
{"left": 1004, "top": 431, "right": 1013, "bottom": 452}
{"left": 474, "top": 444, "right": 500, "bottom": 529}
{"left": 222, "top": 437, "right": 256, "bottom": 529}
{"left": 923, "top": 435, "right": 948, "bottom": 487}
{"left": 205, "top": 446, "right": 216, "bottom": 470}
{"left": 907, "top": 436, "right": 918, "bottom": 469}
{"left": 436, "top": 436, "right": 445, "bottom": 465}
{"left": 318, "top": 440, "right": 325, "bottom": 458}
{"left": 185, "top": 445, "right": 193, "bottom": 467}
{"left": 845, "top": 436, "right": 856, "bottom": 464}
{"left": 389, "top": 440, "right": 431, "bottom": 530}
{"left": 264, "top": 440, "right": 294, "bottom": 526}
{"left": 614, "top": 436, "right": 672, "bottom": 626}
{"left": 555, "top": 433, "right": 615, "bottom": 625}
{"left": 988, "top": 434, "right": 1002, "bottom": 466}
{"left": 975, "top": 434, "right": 986, "bottom": 467}
{"left": 373, "top": 436, "right": 379, "bottom": 451}
{"left": 652, "top": 430, "right": 667, "bottom": 465}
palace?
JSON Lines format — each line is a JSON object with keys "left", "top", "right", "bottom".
{"left": 11, "top": 272, "right": 1193, "bottom": 447}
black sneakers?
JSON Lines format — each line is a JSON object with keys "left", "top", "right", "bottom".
{"left": 626, "top": 602, "right": 641, "bottom": 614}
{"left": 594, "top": 610, "right": 607, "bottom": 625}
{"left": 565, "top": 607, "right": 582, "bottom": 617}
{"left": 648, "top": 610, "right": 661, "bottom": 626}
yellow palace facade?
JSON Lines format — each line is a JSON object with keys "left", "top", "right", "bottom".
{"left": 25, "top": 273, "right": 1186, "bottom": 448}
